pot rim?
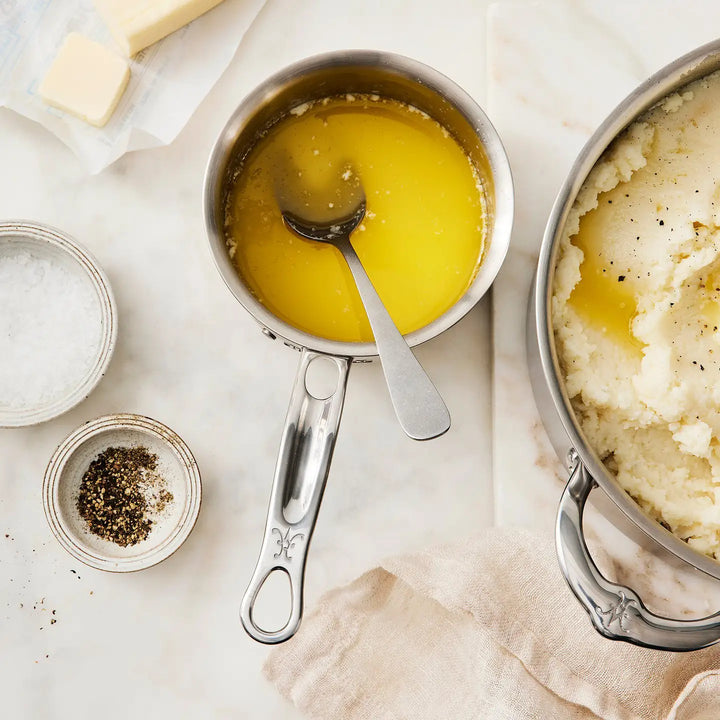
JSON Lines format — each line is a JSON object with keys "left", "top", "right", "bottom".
{"left": 203, "top": 49, "right": 514, "bottom": 358}
{"left": 535, "top": 37, "right": 720, "bottom": 579}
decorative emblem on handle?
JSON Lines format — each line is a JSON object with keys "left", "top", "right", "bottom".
{"left": 272, "top": 527, "right": 304, "bottom": 560}
{"left": 598, "top": 591, "right": 638, "bottom": 632}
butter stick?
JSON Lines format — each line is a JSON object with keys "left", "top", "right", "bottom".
{"left": 93, "top": 0, "right": 227, "bottom": 56}
{"left": 39, "top": 33, "right": 130, "bottom": 128}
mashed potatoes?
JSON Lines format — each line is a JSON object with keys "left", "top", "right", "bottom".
{"left": 553, "top": 70, "right": 720, "bottom": 559}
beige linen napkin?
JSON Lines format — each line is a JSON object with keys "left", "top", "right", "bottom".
{"left": 265, "top": 528, "right": 720, "bottom": 720}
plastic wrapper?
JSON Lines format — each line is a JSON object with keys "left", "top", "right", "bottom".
{"left": 0, "top": 0, "right": 266, "bottom": 172}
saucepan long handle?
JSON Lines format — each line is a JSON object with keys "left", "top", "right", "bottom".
{"left": 557, "top": 455, "right": 720, "bottom": 651}
{"left": 241, "top": 349, "right": 350, "bottom": 644}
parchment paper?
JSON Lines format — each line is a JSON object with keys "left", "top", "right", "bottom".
{"left": 0, "top": 0, "right": 266, "bottom": 173}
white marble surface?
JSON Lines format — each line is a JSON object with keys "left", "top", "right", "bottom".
{"left": 489, "top": 0, "right": 720, "bottom": 616}
{"left": 0, "top": 1, "right": 499, "bottom": 717}
{"left": 11, "top": 1, "right": 720, "bottom": 715}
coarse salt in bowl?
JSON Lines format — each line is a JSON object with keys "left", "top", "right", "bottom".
{"left": 0, "top": 222, "right": 116, "bottom": 427}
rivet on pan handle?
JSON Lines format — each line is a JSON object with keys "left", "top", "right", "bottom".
{"left": 241, "top": 349, "right": 350, "bottom": 644}
{"left": 556, "top": 456, "right": 720, "bottom": 651}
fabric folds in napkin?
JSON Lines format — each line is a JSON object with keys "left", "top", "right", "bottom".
{"left": 265, "top": 529, "right": 720, "bottom": 720}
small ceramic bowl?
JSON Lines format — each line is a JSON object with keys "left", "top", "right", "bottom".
{"left": 43, "top": 414, "right": 202, "bottom": 572}
{"left": 0, "top": 221, "right": 116, "bottom": 427}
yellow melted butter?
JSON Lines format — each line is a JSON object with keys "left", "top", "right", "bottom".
{"left": 699, "top": 266, "right": 720, "bottom": 329}
{"left": 568, "top": 198, "right": 644, "bottom": 355}
{"left": 224, "top": 95, "right": 487, "bottom": 343}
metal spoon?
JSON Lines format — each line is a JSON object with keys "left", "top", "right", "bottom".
{"left": 280, "top": 184, "right": 451, "bottom": 441}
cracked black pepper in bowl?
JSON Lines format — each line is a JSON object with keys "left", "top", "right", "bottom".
{"left": 76, "top": 446, "right": 173, "bottom": 547}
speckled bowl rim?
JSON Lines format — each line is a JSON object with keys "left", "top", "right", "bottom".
{"left": 43, "top": 414, "right": 202, "bottom": 572}
{"left": 0, "top": 221, "right": 117, "bottom": 428}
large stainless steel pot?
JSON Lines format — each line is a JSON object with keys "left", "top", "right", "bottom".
{"left": 528, "top": 38, "right": 720, "bottom": 652}
{"left": 205, "top": 51, "right": 513, "bottom": 644}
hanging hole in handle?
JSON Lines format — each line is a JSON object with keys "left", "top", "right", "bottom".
{"left": 305, "top": 356, "right": 340, "bottom": 400}
{"left": 250, "top": 568, "right": 293, "bottom": 634}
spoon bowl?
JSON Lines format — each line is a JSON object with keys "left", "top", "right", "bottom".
{"left": 282, "top": 199, "right": 367, "bottom": 242}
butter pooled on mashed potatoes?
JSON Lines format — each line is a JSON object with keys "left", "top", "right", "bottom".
{"left": 553, "top": 71, "right": 720, "bottom": 558}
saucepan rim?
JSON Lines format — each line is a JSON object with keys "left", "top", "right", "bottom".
{"left": 203, "top": 49, "right": 514, "bottom": 359}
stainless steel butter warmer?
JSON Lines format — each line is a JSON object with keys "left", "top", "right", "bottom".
{"left": 205, "top": 51, "right": 513, "bottom": 644}
{"left": 529, "top": 39, "right": 720, "bottom": 652}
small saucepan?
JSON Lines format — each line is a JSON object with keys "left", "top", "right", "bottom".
{"left": 203, "top": 50, "right": 513, "bottom": 643}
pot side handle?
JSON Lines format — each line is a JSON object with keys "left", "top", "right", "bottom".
{"left": 240, "top": 349, "right": 350, "bottom": 644}
{"left": 557, "top": 457, "right": 720, "bottom": 651}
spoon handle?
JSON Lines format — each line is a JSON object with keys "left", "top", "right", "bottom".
{"left": 337, "top": 236, "right": 451, "bottom": 440}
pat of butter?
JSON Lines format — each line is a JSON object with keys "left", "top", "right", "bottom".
{"left": 93, "top": 0, "right": 226, "bottom": 57}
{"left": 39, "top": 33, "right": 130, "bottom": 128}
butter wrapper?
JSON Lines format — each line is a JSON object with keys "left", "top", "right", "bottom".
{"left": 0, "top": 0, "right": 266, "bottom": 173}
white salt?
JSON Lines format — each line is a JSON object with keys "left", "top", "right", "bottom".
{"left": 0, "top": 249, "right": 102, "bottom": 410}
